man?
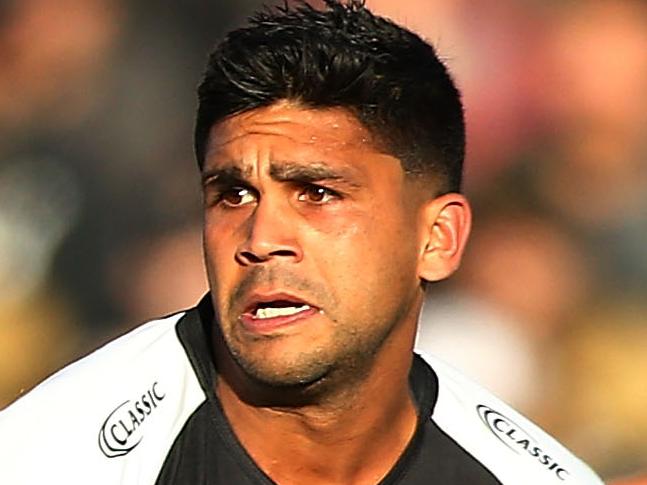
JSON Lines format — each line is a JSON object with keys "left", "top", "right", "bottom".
{"left": 0, "top": 1, "right": 603, "bottom": 484}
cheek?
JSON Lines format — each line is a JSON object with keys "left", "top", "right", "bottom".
{"left": 298, "top": 204, "right": 359, "bottom": 237}
{"left": 203, "top": 232, "right": 241, "bottom": 325}
{"left": 202, "top": 221, "right": 221, "bottom": 270}
{"left": 308, "top": 205, "right": 418, "bottom": 284}
{"left": 203, "top": 210, "right": 244, "bottom": 258}
{"left": 202, "top": 221, "right": 239, "bottom": 290}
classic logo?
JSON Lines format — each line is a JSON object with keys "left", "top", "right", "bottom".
{"left": 98, "top": 382, "right": 165, "bottom": 458}
{"left": 477, "top": 404, "right": 569, "bottom": 481}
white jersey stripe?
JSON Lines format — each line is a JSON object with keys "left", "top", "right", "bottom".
{"left": 422, "top": 352, "right": 604, "bottom": 484}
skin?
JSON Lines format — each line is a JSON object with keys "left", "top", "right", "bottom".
{"left": 202, "top": 100, "right": 471, "bottom": 484}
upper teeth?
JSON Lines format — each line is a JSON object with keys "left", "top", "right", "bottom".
{"left": 254, "top": 305, "right": 310, "bottom": 319}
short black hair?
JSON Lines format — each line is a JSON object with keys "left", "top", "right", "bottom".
{"left": 195, "top": 0, "right": 465, "bottom": 192}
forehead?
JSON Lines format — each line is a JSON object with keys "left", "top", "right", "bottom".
{"left": 203, "top": 102, "right": 389, "bottom": 170}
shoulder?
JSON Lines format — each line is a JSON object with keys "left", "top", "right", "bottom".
{"left": 419, "top": 352, "right": 604, "bottom": 485}
{"left": 2, "top": 311, "right": 188, "bottom": 412}
{"left": 0, "top": 309, "right": 207, "bottom": 485}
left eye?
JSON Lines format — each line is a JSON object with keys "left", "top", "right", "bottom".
{"left": 297, "top": 185, "right": 337, "bottom": 204}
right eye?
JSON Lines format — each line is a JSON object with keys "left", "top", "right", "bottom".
{"left": 218, "top": 187, "right": 256, "bottom": 207}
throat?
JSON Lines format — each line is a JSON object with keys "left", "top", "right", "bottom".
{"left": 216, "top": 373, "right": 419, "bottom": 485}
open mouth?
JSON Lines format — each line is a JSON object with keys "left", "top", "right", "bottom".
{"left": 252, "top": 301, "right": 313, "bottom": 320}
{"left": 240, "top": 294, "right": 319, "bottom": 331}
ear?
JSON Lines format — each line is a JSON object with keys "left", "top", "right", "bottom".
{"left": 417, "top": 193, "right": 472, "bottom": 282}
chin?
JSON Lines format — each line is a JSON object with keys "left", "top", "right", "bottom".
{"left": 239, "top": 354, "right": 332, "bottom": 388}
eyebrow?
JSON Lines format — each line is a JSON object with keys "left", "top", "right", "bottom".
{"left": 202, "top": 161, "right": 360, "bottom": 187}
{"left": 269, "top": 161, "right": 348, "bottom": 183}
{"left": 201, "top": 165, "right": 250, "bottom": 185}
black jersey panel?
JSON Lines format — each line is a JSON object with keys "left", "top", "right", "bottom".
{"left": 383, "top": 356, "right": 503, "bottom": 485}
{"left": 395, "top": 418, "right": 504, "bottom": 484}
{"left": 154, "top": 400, "right": 274, "bottom": 485}
{"left": 175, "top": 295, "right": 217, "bottom": 397}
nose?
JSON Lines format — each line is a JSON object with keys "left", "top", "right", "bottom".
{"left": 235, "top": 197, "right": 303, "bottom": 265}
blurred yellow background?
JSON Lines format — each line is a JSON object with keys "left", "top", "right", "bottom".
{"left": 1, "top": 0, "right": 645, "bottom": 481}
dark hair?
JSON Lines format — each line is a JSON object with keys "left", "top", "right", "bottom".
{"left": 195, "top": 0, "right": 465, "bottom": 192}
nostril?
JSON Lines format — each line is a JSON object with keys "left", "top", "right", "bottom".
{"left": 236, "top": 247, "right": 299, "bottom": 265}
{"left": 270, "top": 249, "right": 298, "bottom": 258}
{"left": 237, "top": 250, "right": 266, "bottom": 264}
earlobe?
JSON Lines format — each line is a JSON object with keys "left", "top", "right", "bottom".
{"left": 417, "top": 193, "right": 472, "bottom": 282}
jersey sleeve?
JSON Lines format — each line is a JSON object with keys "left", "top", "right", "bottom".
{"left": 421, "top": 352, "right": 605, "bottom": 485}
{"left": 0, "top": 312, "right": 206, "bottom": 485}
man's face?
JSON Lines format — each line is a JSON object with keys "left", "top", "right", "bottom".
{"left": 202, "top": 102, "right": 426, "bottom": 389}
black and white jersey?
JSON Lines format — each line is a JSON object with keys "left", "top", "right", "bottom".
{"left": 0, "top": 297, "right": 603, "bottom": 484}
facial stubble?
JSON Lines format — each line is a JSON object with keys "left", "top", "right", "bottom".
{"left": 217, "top": 266, "right": 402, "bottom": 399}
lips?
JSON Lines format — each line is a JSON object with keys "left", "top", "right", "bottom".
{"left": 239, "top": 292, "right": 320, "bottom": 333}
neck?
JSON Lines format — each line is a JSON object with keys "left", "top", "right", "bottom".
{"left": 214, "top": 322, "right": 420, "bottom": 485}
